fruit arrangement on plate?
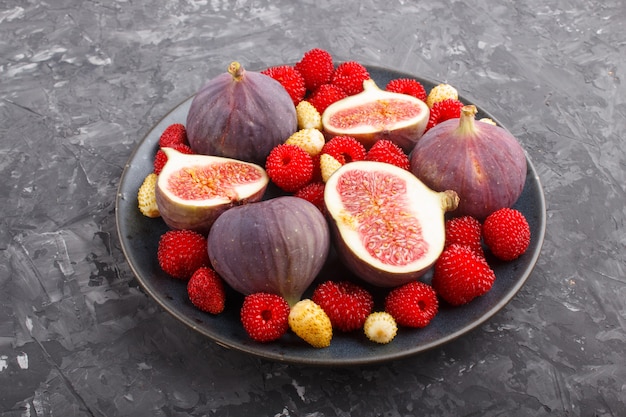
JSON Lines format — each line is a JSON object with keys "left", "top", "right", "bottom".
{"left": 133, "top": 48, "right": 533, "bottom": 349}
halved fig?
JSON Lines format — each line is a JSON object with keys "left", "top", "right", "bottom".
{"left": 324, "top": 161, "right": 459, "bottom": 287}
{"left": 155, "top": 147, "right": 269, "bottom": 234}
{"left": 321, "top": 79, "right": 430, "bottom": 153}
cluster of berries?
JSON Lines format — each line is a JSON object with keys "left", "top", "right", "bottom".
{"left": 261, "top": 48, "right": 369, "bottom": 113}
{"left": 239, "top": 279, "right": 437, "bottom": 346}
{"left": 434, "top": 209, "right": 531, "bottom": 306}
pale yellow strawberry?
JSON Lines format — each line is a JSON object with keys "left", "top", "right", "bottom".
{"left": 288, "top": 299, "right": 332, "bottom": 348}
{"left": 426, "top": 83, "right": 459, "bottom": 108}
{"left": 137, "top": 173, "right": 160, "bottom": 218}
{"left": 363, "top": 312, "right": 398, "bottom": 344}
{"left": 296, "top": 100, "right": 323, "bottom": 130}
{"left": 479, "top": 117, "right": 497, "bottom": 126}
{"left": 320, "top": 153, "right": 342, "bottom": 182}
{"left": 285, "top": 128, "right": 325, "bottom": 157}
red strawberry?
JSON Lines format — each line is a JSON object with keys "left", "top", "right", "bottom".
{"left": 265, "top": 144, "right": 314, "bottom": 192}
{"left": 311, "top": 280, "right": 374, "bottom": 332}
{"left": 483, "top": 208, "right": 531, "bottom": 261}
{"left": 426, "top": 98, "right": 464, "bottom": 131}
{"left": 294, "top": 181, "right": 326, "bottom": 213}
{"left": 330, "top": 61, "right": 370, "bottom": 96}
{"left": 384, "top": 281, "right": 438, "bottom": 328}
{"left": 261, "top": 65, "right": 306, "bottom": 106}
{"left": 154, "top": 143, "right": 194, "bottom": 175}
{"left": 308, "top": 84, "right": 347, "bottom": 114}
{"left": 187, "top": 267, "right": 225, "bottom": 314}
{"left": 385, "top": 78, "right": 427, "bottom": 102}
{"left": 295, "top": 48, "right": 334, "bottom": 92}
{"left": 365, "top": 139, "right": 410, "bottom": 170}
{"left": 321, "top": 135, "right": 367, "bottom": 165}
{"left": 432, "top": 244, "right": 496, "bottom": 306}
{"left": 310, "top": 153, "right": 323, "bottom": 182}
{"left": 445, "top": 216, "right": 484, "bottom": 257}
{"left": 158, "top": 123, "right": 188, "bottom": 148}
{"left": 154, "top": 150, "right": 168, "bottom": 175}
{"left": 157, "top": 229, "right": 211, "bottom": 280}
{"left": 240, "top": 292, "right": 291, "bottom": 342}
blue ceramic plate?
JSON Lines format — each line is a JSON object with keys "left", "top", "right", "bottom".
{"left": 116, "top": 66, "right": 546, "bottom": 366}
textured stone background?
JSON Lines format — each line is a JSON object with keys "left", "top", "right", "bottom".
{"left": 1, "top": 0, "right": 625, "bottom": 415}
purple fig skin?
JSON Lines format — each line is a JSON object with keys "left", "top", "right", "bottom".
{"left": 409, "top": 105, "right": 527, "bottom": 220}
{"left": 207, "top": 196, "right": 330, "bottom": 306}
{"left": 186, "top": 62, "right": 297, "bottom": 166}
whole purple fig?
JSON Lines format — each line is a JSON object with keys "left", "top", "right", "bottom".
{"left": 409, "top": 105, "right": 527, "bottom": 220}
{"left": 186, "top": 61, "right": 297, "bottom": 166}
{"left": 207, "top": 196, "right": 330, "bottom": 306}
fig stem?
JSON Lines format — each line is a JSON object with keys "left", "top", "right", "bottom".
{"left": 362, "top": 78, "right": 379, "bottom": 92}
{"left": 440, "top": 190, "right": 460, "bottom": 212}
{"left": 456, "top": 104, "right": 478, "bottom": 136}
{"left": 228, "top": 61, "right": 245, "bottom": 81}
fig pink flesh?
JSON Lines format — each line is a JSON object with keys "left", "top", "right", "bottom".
{"left": 155, "top": 148, "right": 269, "bottom": 234}
{"left": 328, "top": 99, "right": 423, "bottom": 129}
{"left": 167, "top": 163, "right": 264, "bottom": 200}
{"left": 335, "top": 169, "right": 428, "bottom": 266}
